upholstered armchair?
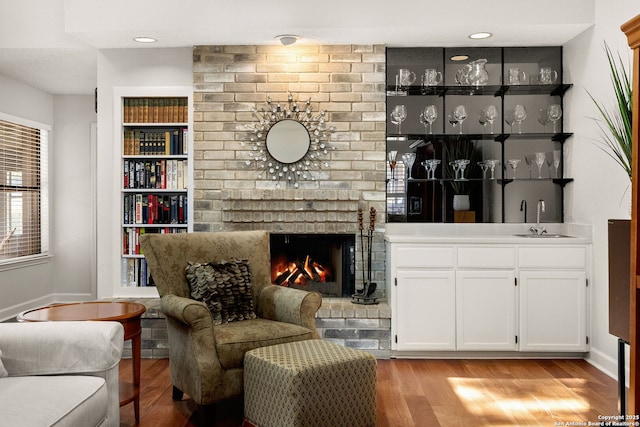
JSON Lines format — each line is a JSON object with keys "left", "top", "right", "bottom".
{"left": 140, "top": 230, "right": 322, "bottom": 405}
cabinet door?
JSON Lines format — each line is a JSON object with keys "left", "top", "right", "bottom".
{"left": 456, "top": 270, "right": 517, "bottom": 351}
{"left": 519, "top": 270, "right": 588, "bottom": 351}
{"left": 394, "top": 269, "right": 456, "bottom": 351}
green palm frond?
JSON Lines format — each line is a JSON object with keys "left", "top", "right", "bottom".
{"left": 587, "top": 42, "right": 633, "bottom": 179}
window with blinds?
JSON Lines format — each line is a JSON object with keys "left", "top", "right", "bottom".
{"left": 0, "top": 118, "right": 49, "bottom": 262}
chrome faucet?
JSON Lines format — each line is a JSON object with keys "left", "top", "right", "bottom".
{"left": 529, "top": 199, "right": 546, "bottom": 236}
{"left": 520, "top": 199, "right": 527, "bottom": 223}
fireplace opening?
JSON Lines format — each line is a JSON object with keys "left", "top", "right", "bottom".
{"left": 270, "top": 233, "right": 356, "bottom": 297}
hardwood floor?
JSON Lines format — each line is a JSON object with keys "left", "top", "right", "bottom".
{"left": 119, "top": 357, "right": 619, "bottom": 427}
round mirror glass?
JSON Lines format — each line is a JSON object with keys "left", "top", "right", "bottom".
{"left": 266, "top": 119, "right": 311, "bottom": 164}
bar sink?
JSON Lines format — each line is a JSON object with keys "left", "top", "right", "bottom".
{"left": 513, "top": 233, "right": 575, "bottom": 238}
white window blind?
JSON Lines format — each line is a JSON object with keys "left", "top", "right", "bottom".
{"left": 0, "top": 118, "right": 49, "bottom": 262}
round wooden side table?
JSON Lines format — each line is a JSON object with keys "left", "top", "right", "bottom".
{"left": 18, "top": 301, "right": 147, "bottom": 423}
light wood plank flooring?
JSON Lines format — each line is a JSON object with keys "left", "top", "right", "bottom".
{"left": 119, "top": 357, "right": 619, "bottom": 427}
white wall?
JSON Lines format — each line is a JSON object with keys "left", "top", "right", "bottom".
{"left": 0, "top": 74, "right": 55, "bottom": 320}
{"left": 51, "top": 95, "right": 96, "bottom": 299}
{"left": 564, "top": 1, "right": 640, "bottom": 376}
{"left": 95, "top": 48, "right": 192, "bottom": 298}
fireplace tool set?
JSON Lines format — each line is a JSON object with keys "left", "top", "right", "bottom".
{"left": 352, "top": 207, "right": 379, "bottom": 305}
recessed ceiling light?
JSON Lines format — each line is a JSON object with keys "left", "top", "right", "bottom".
{"left": 134, "top": 37, "right": 157, "bottom": 43}
{"left": 450, "top": 55, "right": 470, "bottom": 61}
{"left": 469, "top": 32, "right": 493, "bottom": 40}
{"left": 275, "top": 34, "right": 300, "bottom": 46}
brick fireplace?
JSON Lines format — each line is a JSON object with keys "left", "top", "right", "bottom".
{"left": 191, "top": 44, "right": 388, "bottom": 297}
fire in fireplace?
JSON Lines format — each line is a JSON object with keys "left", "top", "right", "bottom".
{"left": 270, "top": 234, "right": 355, "bottom": 297}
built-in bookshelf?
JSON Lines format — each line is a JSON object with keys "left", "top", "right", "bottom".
{"left": 113, "top": 88, "right": 193, "bottom": 297}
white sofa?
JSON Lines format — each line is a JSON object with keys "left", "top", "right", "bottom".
{"left": 0, "top": 321, "right": 124, "bottom": 427}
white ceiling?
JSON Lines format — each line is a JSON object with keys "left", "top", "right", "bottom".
{"left": 0, "top": 0, "right": 595, "bottom": 95}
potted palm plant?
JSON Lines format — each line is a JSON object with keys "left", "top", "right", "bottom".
{"left": 588, "top": 42, "right": 632, "bottom": 180}
{"left": 445, "top": 137, "right": 480, "bottom": 211}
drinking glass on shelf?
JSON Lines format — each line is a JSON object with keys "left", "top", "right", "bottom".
{"left": 402, "top": 152, "right": 416, "bottom": 179}
{"left": 391, "top": 105, "right": 407, "bottom": 133}
{"left": 422, "top": 159, "right": 441, "bottom": 180}
{"left": 534, "top": 152, "right": 546, "bottom": 179}
{"left": 478, "top": 113, "right": 488, "bottom": 130}
{"left": 547, "top": 104, "right": 562, "bottom": 133}
{"left": 524, "top": 154, "right": 534, "bottom": 178}
{"left": 478, "top": 161, "right": 489, "bottom": 179}
{"left": 388, "top": 150, "right": 398, "bottom": 181}
{"left": 398, "top": 68, "right": 416, "bottom": 89}
{"left": 484, "top": 105, "right": 498, "bottom": 134}
{"left": 453, "top": 105, "right": 467, "bottom": 134}
{"left": 484, "top": 159, "right": 499, "bottom": 179}
{"left": 449, "top": 161, "right": 461, "bottom": 180}
{"left": 545, "top": 152, "right": 553, "bottom": 177}
{"left": 507, "top": 159, "right": 521, "bottom": 179}
{"left": 422, "top": 105, "right": 438, "bottom": 134}
{"left": 504, "top": 109, "right": 515, "bottom": 133}
{"left": 513, "top": 104, "right": 527, "bottom": 134}
{"left": 537, "top": 108, "right": 550, "bottom": 132}
{"left": 456, "top": 159, "right": 470, "bottom": 180}
{"left": 553, "top": 149, "right": 561, "bottom": 178}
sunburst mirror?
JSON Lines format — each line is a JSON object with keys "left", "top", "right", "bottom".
{"left": 244, "top": 94, "right": 335, "bottom": 188}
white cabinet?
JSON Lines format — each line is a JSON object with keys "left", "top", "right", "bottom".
{"left": 395, "top": 269, "right": 456, "bottom": 350}
{"left": 519, "top": 270, "right": 588, "bottom": 351}
{"left": 388, "top": 239, "right": 590, "bottom": 355}
{"left": 456, "top": 270, "right": 517, "bottom": 351}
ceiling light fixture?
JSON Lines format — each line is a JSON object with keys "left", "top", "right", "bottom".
{"left": 450, "top": 55, "right": 470, "bottom": 62}
{"left": 468, "top": 32, "right": 493, "bottom": 40}
{"left": 134, "top": 36, "right": 157, "bottom": 43}
{"left": 275, "top": 34, "right": 299, "bottom": 46}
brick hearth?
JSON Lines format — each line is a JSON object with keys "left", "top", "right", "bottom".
{"left": 112, "top": 298, "right": 390, "bottom": 359}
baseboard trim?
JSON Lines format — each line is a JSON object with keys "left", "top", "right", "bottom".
{"left": 585, "top": 347, "right": 621, "bottom": 381}
{"left": 0, "top": 293, "right": 94, "bottom": 322}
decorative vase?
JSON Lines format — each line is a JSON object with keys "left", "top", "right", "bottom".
{"left": 453, "top": 194, "right": 470, "bottom": 211}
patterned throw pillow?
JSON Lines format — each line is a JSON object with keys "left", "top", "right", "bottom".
{"left": 185, "top": 259, "right": 257, "bottom": 325}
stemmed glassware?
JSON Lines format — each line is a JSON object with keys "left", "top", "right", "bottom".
{"left": 422, "top": 159, "right": 440, "bottom": 180}
{"left": 552, "top": 149, "right": 561, "bottom": 178}
{"left": 478, "top": 161, "right": 489, "bottom": 179}
{"left": 513, "top": 104, "right": 527, "bottom": 134}
{"left": 504, "top": 109, "right": 515, "bottom": 133}
{"left": 453, "top": 105, "right": 467, "bottom": 134}
{"left": 420, "top": 105, "right": 438, "bottom": 134}
{"left": 455, "top": 159, "right": 470, "bottom": 180}
{"left": 484, "top": 159, "right": 499, "bottom": 179}
{"left": 537, "top": 108, "right": 550, "bottom": 132}
{"left": 390, "top": 105, "right": 407, "bottom": 133}
{"left": 449, "top": 161, "right": 461, "bottom": 180}
{"left": 388, "top": 150, "right": 398, "bottom": 181}
{"left": 534, "top": 152, "right": 546, "bottom": 179}
{"left": 507, "top": 159, "right": 521, "bottom": 179}
{"left": 524, "top": 154, "right": 534, "bottom": 178}
{"left": 401, "top": 152, "right": 416, "bottom": 179}
{"left": 547, "top": 104, "right": 562, "bottom": 133}
{"left": 484, "top": 105, "right": 498, "bottom": 134}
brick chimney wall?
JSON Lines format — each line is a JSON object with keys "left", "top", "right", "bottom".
{"left": 192, "top": 44, "right": 388, "bottom": 295}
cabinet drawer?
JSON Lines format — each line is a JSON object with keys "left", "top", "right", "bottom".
{"left": 518, "top": 246, "right": 586, "bottom": 269}
{"left": 394, "top": 245, "right": 455, "bottom": 268}
{"left": 457, "top": 247, "right": 516, "bottom": 268}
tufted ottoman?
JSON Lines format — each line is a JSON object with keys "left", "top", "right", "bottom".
{"left": 243, "top": 339, "right": 377, "bottom": 427}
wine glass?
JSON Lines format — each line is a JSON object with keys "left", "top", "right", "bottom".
{"left": 478, "top": 161, "right": 489, "bottom": 179}
{"left": 484, "top": 105, "right": 498, "bottom": 134}
{"left": 453, "top": 105, "right": 467, "bottom": 134}
{"left": 547, "top": 104, "right": 562, "bottom": 133}
{"left": 402, "top": 152, "right": 416, "bottom": 179}
{"left": 391, "top": 105, "right": 407, "bottom": 133}
{"left": 534, "top": 152, "right": 546, "bottom": 179}
{"left": 449, "top": 161, "right": 461, "bottom": 180}
{"left": 507, "top": 159, "right": 521, "bottom": 179}
{"left": 537, "top": 108, "right": 550, "bottom": 132}
{"left": 545, "top": 152, "right": 553, "bottom": 177}
{"left": 553, "top": 149, "right": 561, "bottom": 178}
{"left": 423, "top": 105, "right": 438, "bottom": 134}
{"left": 504, "top": 109, "right": 515, "bottom": 133}
{"left": 513, "top": 104, "right": 527, "bottom": 134}
{"left": 388, "top": 151, "right": 398, "bottom": 180}
{"left": 523, "top": 154, "right": 534, "bottom": 178}
{"left": 456, "top": 159, "right": 471, "bottom": 180}
{"left": 485, "top": 159, "right": 499, "bottom": 179}
{"left": 478, "top": 113, "right": 488, "bottom": 130}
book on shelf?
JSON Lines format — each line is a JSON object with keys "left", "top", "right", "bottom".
{"left": 123, "top": 127, "right": 188, "bottom": 156}
{"left": 123, "top": 193, "right": 188, "bottom": 225}
{"left": 123, "top": 97, "right": 188, "bottom": 124}
{"left": 123, "top": 159, "right": 188, "bottom": 189}
{"left": 120, "top": 257, "right": 156, "bottom": 287}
